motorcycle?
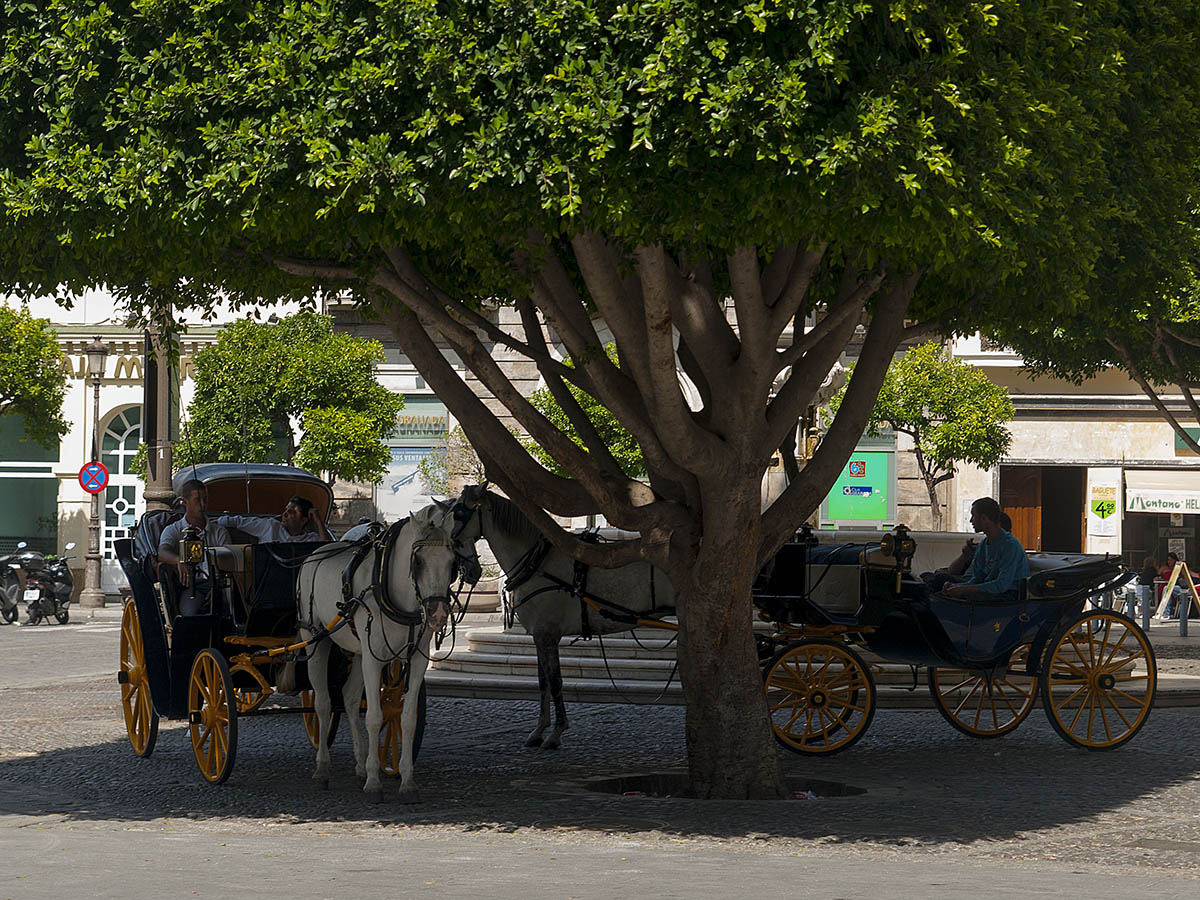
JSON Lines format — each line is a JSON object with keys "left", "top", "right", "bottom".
{"left": 8, "top": 541, "right": 77, "bottom": 626}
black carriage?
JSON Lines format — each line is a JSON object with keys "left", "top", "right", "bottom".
{"left": 115, "top": 463, "right": 422, "bottom": 783}
{"left": 754, "top": 525, "right": 1156, "bottom": 754}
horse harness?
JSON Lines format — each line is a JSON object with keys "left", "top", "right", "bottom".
{"left": 502, "top": 532, "right": 667, "bottom": 638}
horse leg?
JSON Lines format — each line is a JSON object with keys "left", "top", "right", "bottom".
{"left": 341, "top": 654, "right": 367, "bottom": 779}
{"left": 524, "top": 633, "right": 553, "bottom": 747}
{"left": 360, "top": 654, "right": 385, "bottom": 802}
{"left": 539, "top": 634, "right": 569, "bottom": 750}
{"left": 398, "top": 652, "right": 430, "bottom": 804}
{"left": 306, "top": 636, "right": 333, "bottom": 788}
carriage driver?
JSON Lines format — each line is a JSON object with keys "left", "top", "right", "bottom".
{"left": 217, "top": 495, "right": 333, "bottom": 543}
{"left": 941, "top": 497, "right": 1029, "bottom": 602}
{"left": 157, "top": 479, "right": 231, "bottom": 616}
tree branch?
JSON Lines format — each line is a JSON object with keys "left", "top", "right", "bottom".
{"left": 759, "top": 270, "right": 920, "bottom": 563}
{"left": 1108, "top": 336, "right": 1200, "bottom": 455}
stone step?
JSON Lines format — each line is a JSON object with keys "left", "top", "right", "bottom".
{"left": 432, "top": 647, "right": 947, "bottom": 686}
{"left": 461, "top": 628, "right": 681, "bottom": 659}
{"left": 423, "top": 669, "right": 1200, "bottom": 709}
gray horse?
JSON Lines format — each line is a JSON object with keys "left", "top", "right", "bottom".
{"left": 450, "top": 484, "right": 675, "bottom": 749}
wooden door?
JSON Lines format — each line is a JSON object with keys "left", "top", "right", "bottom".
{"left": 1000, "top": 466, "right": 1042, "bottom": 551}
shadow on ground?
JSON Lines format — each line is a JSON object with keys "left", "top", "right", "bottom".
{"left": 2, "top": 682, "right": 1198, "bottom": 848}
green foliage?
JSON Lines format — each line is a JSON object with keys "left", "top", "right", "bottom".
{"left": 174, "top": 310, "right": 402, "bottom": 483}
{"left": 3, "top": 1, "right": 1197, "bottom": 328}
{"left": 524, "top": 345, "right": 645, "bottom": 479}
{"left": 0, "top": 305, "right": 68, "bottom": 450}
{"left": 416, "top": 425, "right": 489, "bottom": 496}
{"left": 831, "top": 341, "right": 1014, "bottom": 506}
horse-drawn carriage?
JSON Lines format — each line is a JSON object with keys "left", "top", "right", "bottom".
{"left": 755, "top": 525, "right": 1157, "bottom": 754}
{"left": 115, "top": 464, "right": 457, "bottom": 791}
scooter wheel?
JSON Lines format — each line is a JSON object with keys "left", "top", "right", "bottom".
{"left": 55, "top": 609, "right": 70, "bottom": 625}
{"left": 1, "top": 605, "right": 17, "bottom": 624}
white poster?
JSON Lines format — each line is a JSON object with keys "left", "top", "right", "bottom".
{"left": 376, "top": 446, "right": 438, "bottom": 523}
{"left": 1168, "top": 537, "right": 1187, "bottom": 561}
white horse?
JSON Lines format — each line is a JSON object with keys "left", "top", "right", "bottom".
{"left": 296, "top": 504, "right": 461, "bottom": 802}
{"left": 450, "top": 484, "right": 675, "bottom": 750}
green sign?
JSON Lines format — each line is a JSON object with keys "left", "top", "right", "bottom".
{"left": 1091, "top": 499, "right": 1116, "bottom": 519}
{"left": 823, "top": 451, "right": 893, "bottom": 524}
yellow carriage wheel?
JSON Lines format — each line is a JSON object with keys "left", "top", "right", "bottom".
{"left": 763, "top": 640, "right": 876, "bottom": 755}
{"left": 118, "top": 601, "right": 159, "bottom": 757}
{"left": 188, "top": 649, "right": 239, "bottom": 784}
{"left": 1040, "top": 610, "right": 1156, "bottom": 750}
{"left": 928, "top": 643, "right": 1038, "bottom": 738}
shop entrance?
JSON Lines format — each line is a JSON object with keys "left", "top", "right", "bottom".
{"left": 1000, "top": 465, "right": 1086, "bottom": 552}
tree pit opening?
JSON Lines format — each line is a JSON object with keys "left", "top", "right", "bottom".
{"left": 585, "top": 772, "right": 866, "bottom": 800}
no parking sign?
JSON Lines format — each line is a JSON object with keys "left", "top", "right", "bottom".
{"left": 79, "top": 461, "right": 109, "bottom": 494}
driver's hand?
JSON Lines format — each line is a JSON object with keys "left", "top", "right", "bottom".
{"left": 177, "top": 562, "right": 190, "bottom": 587}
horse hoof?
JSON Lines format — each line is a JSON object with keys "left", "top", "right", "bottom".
{"left": 365, "top": 788, "right": 384, "bottom": 803}
{"left": 313, "top": 776, "right": 330, "bottom": 790}
{"left": 524, "top": 736, "right": 543, "bottom": 748}
{"left": 542, "top": 740, "right": 561, "bottom": 751}
{"left": 398, "top": 787, "right": 420, "bottom": 805}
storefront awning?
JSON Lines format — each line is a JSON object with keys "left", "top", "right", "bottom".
{"left": 1125, "top": 469, "right": 1200, "bottom": 513}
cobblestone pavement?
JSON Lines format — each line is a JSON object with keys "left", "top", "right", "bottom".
{"left": 2, "top": 617, "right": 1199, "bottom": 894}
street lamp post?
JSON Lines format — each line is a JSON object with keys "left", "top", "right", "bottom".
{"left": 79, "top": 337, "right": 110, "bottom": 609}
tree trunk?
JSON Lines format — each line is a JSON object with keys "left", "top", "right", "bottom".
{"left": 924, "top": 473, "right": 943, "bottom": 531}
{"left": 674, "top": 475, "right": 785, "bottom": 799}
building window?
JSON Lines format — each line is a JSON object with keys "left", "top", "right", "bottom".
{"left": 101, "top": 407, "right": 142, "bottom": 558}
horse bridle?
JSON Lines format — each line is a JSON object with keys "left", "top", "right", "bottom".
{"left": 449, "top": 500, "right": 484, "bottom": 586}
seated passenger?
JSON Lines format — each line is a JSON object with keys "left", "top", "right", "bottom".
{"left": 923, "top": 512, "right": 1012, "bottom": 593}
{"left": 158, "top": 479, "right": 232, "bottom": 615}
{"left": 217, "top": 495, "right": 332, "bottom": 544}
{"left": 942, "top": 498, "right": 1028, "bottom": 602}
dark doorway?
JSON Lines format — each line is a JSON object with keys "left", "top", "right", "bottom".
{"left": 999, "top": 466, "right": 1086, "bottom": 552}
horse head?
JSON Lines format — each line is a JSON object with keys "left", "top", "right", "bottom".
{"left": 407, "top": 505, "right": 461, "bottom": 633}
{"left": 444, "top": 484, "right": 489, "bottom": 586}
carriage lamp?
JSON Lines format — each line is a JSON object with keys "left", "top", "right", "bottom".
{"left": 181, "top": 526, "right": 205, "bottom": 564}
{"left": 880, "top": 524, "right": 917, "bottom": 571}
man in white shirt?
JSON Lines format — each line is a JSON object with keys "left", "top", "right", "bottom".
{"left": 158, "top": 479, "right": 231, "bottom": 615}
{"left": 218, "top": 495, "right": 332, "bottom": 544}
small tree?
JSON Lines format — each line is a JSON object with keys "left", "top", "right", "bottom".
{"left": 175, "top": 310, "right": 402, "bottom": 484}
{"left": 832, "top": 342, "right": 1014, "bottom": 530}
{"left": 524, "top": 345, "right": 646, "bottom": 479}
{"left": 0, "top": 306, "right": 68, "bottom": 450}
{"left": 417, "top": 425, "right": 489, "bottom": 497}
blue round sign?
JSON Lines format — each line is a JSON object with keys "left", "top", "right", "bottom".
{"left": 79, "top": 461, "right": 110, "bottom": 494}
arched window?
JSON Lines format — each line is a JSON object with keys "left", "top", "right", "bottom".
{"left": 101, "top": 407, "right": 143, "bottom": 558}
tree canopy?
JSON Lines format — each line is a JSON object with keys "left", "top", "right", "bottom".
{"left": 174, "top": 310, "right": 402, "bottom": 484}
{"left": 832, "top": 341, "right": 1014, "bottom": 530}
{"left": 3, "top": 1, "right": 1200, "bottom": 798}
{"left": 0, "top": 305, "right": 68, "bottom": 450}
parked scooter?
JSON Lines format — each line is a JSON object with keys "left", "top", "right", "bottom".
{"left": 10, "top": 541, "right": 77, "bottom": 626}
{"left": 0, "top": 548, "right": 22, "bottom": 624}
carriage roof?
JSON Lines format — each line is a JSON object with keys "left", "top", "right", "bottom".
{"left": 172, "top": 463, "right": 333, "bottom": 519}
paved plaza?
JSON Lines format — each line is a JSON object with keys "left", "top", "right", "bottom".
{"left": 2, "top": 612, "right": 1198, "bottom": 898}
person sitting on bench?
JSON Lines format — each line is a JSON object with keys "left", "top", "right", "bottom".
{"left": 923, "top": 511, "right": 1012, "bottom": 593}
{"left": 942, "top": 498, "right": 1028, "bottom": 602}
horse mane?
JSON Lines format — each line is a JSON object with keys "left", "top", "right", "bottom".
{"left": 486, "top": 492, "right": 545, "bottom": 545}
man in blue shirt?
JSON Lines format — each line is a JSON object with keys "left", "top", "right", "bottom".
{"left": 943, "top": 497, "right": 1029, "bottom": 602}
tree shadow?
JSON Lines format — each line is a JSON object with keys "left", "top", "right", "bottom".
{"left": 2, "top": 691, "right": 1197, "bottom": 847}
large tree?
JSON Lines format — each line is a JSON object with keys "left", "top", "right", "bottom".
{"left": 174, "top": 310, "right": 402, "bottom": 484}
{"left": 0, "top": 305, "right": 68, "bottom": 450}
{"left": 3, "top": 2, "right": 1200, "bottom": 798}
